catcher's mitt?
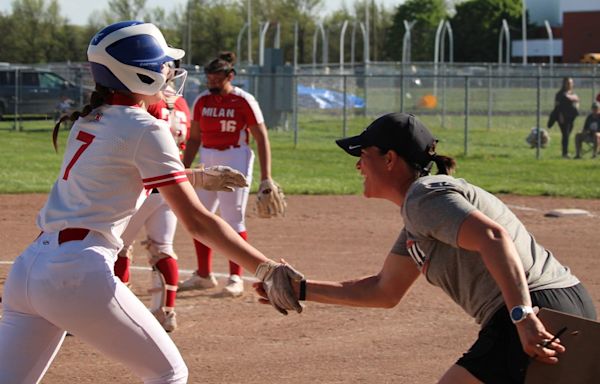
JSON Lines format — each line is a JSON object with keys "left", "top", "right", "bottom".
{"left": 256, "top": 179, "right": 286, "bottom": 218}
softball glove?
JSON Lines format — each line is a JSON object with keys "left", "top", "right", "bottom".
{"left": 256, "top": 179, "right": 286, "bottom": 218}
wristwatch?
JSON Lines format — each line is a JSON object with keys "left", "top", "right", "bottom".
{"left": 510, "top": 305, "right": 534, "bottom": 324}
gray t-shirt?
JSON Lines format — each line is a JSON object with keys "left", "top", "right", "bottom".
{"left": 392, "top": 175, "right": 579, "bottom": 326}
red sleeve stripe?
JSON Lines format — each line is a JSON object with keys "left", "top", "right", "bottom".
{"left": 143, "top": 171, "right": 187, "bottom": 189}
{"left": 143, "top": 171, "right": 187, "bottom": 183}
{"left": 144, "top": 177, "right": 187, "bottom": 190}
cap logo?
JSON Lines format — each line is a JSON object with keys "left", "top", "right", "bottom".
{"left": 348, "top": 144, "right": 361, "bottom": 150}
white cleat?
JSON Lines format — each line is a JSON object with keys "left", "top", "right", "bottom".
{"left": 178, "top": 272, "right": 218, "bottom": 292}
{"left": 222, "top": 274, "right": 244, "bottom": 297}
{"left": 152, "top": 309, "right": 177, "bottom": 333}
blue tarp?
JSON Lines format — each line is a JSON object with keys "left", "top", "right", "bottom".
{"left": 297, "top": 85, "right": 365, "bottom": 110}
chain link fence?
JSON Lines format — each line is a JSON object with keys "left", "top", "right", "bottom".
{"left": 3, "top": 62, "right": 599, "bottom": 158}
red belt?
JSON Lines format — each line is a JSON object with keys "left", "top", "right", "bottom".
{"left": 204, "top": 144, "right": 241, "bottom": 151}
{"left": 57, "top": 228, "right": 90, "bottom": 244}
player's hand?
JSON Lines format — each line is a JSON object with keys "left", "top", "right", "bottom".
{"left": 254, "top": 259, "right": 304, "bottom": 315}
{"left": 187, "top": 165, "right": 248, "bottom": 191}
{"left": 516, "top": 312, "right": 565, "bottom": 364}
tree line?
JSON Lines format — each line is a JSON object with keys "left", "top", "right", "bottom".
{"left": 0, "top": 0, "right": 527, "bottom": 66}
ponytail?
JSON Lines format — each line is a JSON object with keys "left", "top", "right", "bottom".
{"left": 432, "top": 155, "right": 456, "bottom": 175}
{"left": 52, "top": 84, "right": 111, "bottom": 152}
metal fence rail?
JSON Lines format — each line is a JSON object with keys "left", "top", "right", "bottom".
{"left": 3, "top": 62, "right": 599, "bottom": 159}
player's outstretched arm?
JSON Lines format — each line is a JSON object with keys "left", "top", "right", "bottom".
{"left": 159, "top": 180, "right": 302, "bottom": 314}
{"left": 255, "top": 252, "right": 420, "bottom": 309}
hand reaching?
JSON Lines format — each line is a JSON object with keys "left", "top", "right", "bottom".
{"left": 254, "top": 259, "right": 304, "bottom": 315}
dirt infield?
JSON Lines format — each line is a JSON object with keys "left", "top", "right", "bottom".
{"left": 1, "top": 194, "right": 599, "bottom": 383}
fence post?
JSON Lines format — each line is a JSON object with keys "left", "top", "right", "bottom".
{"left": 441, "top": 64, "right": 446, "bottom": 129}
{"left": 342, "top": 74, "right": 348, "bottom": 138}
{"left": 536, "top": 67, "right": 541, "bottom": 160}
{"left": 464, "top": 76, "right": 469, "bottom": 156}
{"left": 293, "top": 74, "right": 298, "bottom": 148}
{"left": 13, "top": 67, "right": 20, "bottom": 132}
{"left": 400, "top": 71, "right": 404, "bottom": 113}
{"left": 487, "top": 63, "right": 492, "bottom": 130}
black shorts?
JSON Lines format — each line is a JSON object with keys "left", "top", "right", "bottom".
{"left": 456, "top": 283, "right": 596, "bottom": 384}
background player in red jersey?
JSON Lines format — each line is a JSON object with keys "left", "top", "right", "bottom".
{"left": 180, "top": 51, "right": 280, "bottom": 297}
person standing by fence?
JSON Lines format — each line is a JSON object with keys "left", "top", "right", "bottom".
{"left": 553, "top": 77, "right": 580, "bottom": 158}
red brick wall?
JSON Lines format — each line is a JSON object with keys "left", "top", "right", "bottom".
{"left": 563, "top": 11, "right": 600, "bottom": 63}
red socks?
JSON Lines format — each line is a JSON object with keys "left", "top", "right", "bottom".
{"left": 156, "top": 257, "right": 179, "bottom": 309}
{"left": 193, "top": 239, "right": 213, "bottom": 277}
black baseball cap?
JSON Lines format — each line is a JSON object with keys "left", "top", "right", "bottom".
{"left": 336, "top": 112, "right": 438, "bottom": 169}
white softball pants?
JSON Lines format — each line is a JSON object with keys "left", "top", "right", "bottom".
{"left": 197, "top": 145, "right": 254, "bottom": 232}
{"left": 121, "top": 192, "right": 178, "bottom": 256}
{"left": 0, "top": 231, "right": 188, "bottom": 384}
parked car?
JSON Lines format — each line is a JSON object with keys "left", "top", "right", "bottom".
{"left": 0, "top": 68, "right": 90, "bottom": 120}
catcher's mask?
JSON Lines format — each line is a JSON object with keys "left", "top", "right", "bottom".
{"left": 336, "top": 112, "right": 438, "bottom": 173}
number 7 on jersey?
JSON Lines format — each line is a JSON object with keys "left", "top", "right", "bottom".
{"left": 63, "top": 131, "right": 96, "bottom": 180}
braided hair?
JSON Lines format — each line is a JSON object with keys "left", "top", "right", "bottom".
{"left": 52, "top": 84, "right": 112, "bottom": 151}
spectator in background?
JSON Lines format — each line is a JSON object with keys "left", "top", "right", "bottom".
{"left": 574, "top": 101, "right": 600, "bottom": 159}
{"left": 554, "top": 77, "right": 580, "bottom": 158}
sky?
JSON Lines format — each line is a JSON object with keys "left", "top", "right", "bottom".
{"left": 1, "top": 0, "right": 403, "bottom": 26}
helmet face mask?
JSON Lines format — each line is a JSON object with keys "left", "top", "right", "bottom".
{"left": 88, "top": 21, "right": 185, "bottom": 96}
{"left": 163, "top": 65, "right": 188, "bottom": 98}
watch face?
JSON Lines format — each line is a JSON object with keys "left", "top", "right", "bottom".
{"left": 511, "top": 307, "right": 524, "bottom": 322}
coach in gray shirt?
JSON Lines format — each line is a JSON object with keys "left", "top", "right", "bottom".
{"left": 258, "top": 112, "right": 597, "bottom": 384}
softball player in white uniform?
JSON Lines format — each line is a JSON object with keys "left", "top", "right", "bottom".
{"left": 0, "top": 21, "right": 301, "bottom": 384}
{"left": 179, "top": 52, "right": 274, "bottom": 297}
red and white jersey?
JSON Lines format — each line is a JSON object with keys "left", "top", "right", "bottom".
{"left": 37, "top": 95, "right": 186, "bottom": 248}
{"left": 191, "top": 87, "right": 264, "bottom": 149}
{"left": 147, "top": 96, "right": 191, "bottom": 152}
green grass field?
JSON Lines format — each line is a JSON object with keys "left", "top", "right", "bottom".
{"left": 1, "top": 114, "right": 599, "bottom": 198}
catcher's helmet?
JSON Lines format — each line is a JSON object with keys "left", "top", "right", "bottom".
{"left": 87, "top": 21, "right": 185, "bottom": 95}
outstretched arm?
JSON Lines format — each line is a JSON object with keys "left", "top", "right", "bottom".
{"left": 256, "top": 252, "right": 420, "bottom": 309}
{"left": 161, "top": 181, "right": 266, "bottom": 271}
{"left": 159, "top": 180, "right": 302, "bottom": 315}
